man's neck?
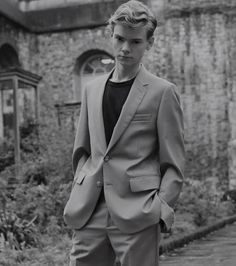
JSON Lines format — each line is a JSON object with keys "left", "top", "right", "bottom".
{"left": 110, "top": 63, "right": 141, "bottom": 82}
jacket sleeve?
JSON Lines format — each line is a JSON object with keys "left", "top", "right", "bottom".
{"left": 72, "top": 86, "right": 91, "bottom": 178}
{"left": 157, "top": 84, "right": 185, "bottom": 231}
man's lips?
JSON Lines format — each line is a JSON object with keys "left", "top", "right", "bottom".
{"left": 118, "top": 55, "right": 132, "bottom": 59}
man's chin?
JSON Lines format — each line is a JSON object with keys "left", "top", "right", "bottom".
{"left": 117, "top": 59, "right": 134, "bottom": 66}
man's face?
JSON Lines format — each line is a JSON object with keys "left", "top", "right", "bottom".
{"left": 111, "top": 23, "right": 153, "bottom": 67}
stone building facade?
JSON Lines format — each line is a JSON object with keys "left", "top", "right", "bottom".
{"left": 0, "top": 0, "right": 236, "bottom": 187}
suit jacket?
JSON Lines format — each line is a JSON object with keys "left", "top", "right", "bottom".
{"left": 64, "top": 65, "right": 185, "bottom": 234}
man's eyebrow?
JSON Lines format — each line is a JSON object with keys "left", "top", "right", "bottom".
{"left": 114, "top": 34, "right": 124, "bottom": 38}
{"left": 131, "top": 38, "right": 143, "bottom": 41}
{"left": 114, "top": 34, "right": 143, "bottom": 41}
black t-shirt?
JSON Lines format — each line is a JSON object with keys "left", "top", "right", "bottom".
{"left": 102, "top": 77, "right": 135, "bottom": 145}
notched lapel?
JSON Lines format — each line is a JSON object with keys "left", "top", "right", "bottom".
{"left": 107, "top": 67, "right": 149, "bottom": 152}
{"left": 93, "top": 73, "right": 110, "bottom": 153}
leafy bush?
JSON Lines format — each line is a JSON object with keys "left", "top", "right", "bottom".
{"left": 0, "top": 140, "right": 14, "bottom": 172}
{"left": 20, "top": 119, "right": 39, "bottom": 157}
{"left": 177, "top": 177, "right": 234, "bottom": 227}
{"left": 0, "top": 177, "right": 40, "bottom": 250}
{"left": 0, "top": 118, "right": 39, "bottom": 173}
{"left": 10, "top": 180, "right": 72, "bottom": 234}
{"left": 0, "top": 210, "right": 39, "bottom": 250}
{"left": 1, "top": 119, "right": 74, "bottom": 239}
{"left": 1, "top": 114, "right": 235, "bottom": 265}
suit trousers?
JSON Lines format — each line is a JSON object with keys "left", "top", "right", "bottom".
{"left": 69, "top": 191, "right": 161, "bottom": 266}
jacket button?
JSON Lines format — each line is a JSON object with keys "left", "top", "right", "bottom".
{"left": 104, "top": 155, "right": 110, "bottom": 162}
{"left": 96, "top": 181, "right": 103, "bottom": 187}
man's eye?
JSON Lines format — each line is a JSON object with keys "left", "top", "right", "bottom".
{"left": 133, "top": 40, "right": 141, "bottom": 44}
{"left": 115, "top": 36, "right": 124, "bottom": 42}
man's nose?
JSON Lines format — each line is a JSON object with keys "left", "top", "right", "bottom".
{"left": 121, "top": 42, "right": 130, "bottom": 54}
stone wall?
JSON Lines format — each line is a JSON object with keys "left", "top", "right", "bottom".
{"left": 0, "top": 16, "right": 38, "bottom": 71}
{"left": 36, "top": 27, "right": 113, "bottom": 111}
{"left": 228, "top": 139, "right": 236, "bottom": 189}
{"left": 145, "top": 0, "right": 236, "bottom": 184}
{"left": 154, "top": 8, "right": 235, "bottom": 183}
{"left": 0, "top": 0, "right": 236, "bottom": 185}
{"left": 0, "top": 14, "right": 113, "bottom": 118}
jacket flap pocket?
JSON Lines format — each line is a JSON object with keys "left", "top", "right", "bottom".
{"left": 75, "top": 171, "right": 86, "bottom": 185}
{"left": 130, "top": 175, "right": 160, "bottom": 192}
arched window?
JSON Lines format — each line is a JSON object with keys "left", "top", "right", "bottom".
{"left": 74, "top": 51, "right": 114, "bottom": 102}
{"left": 81, "top": 53, "right": 114, "bottom": 86}
{"left": 0, "top": 44, "right": 20, "bottom": 70}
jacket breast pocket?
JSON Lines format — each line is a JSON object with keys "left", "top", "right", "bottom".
{"left": 131, "top": 113, "right": 152, "bottom": 123}
{"left": 129, "top": 175, "right": 160, "bottom": 192}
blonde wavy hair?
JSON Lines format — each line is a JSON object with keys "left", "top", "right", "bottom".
{"left": 107, "top": 0, "right": 157, "bottom": 39}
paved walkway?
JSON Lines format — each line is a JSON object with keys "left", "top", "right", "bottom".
{"left": 160, "top": 222, "right": 236, "bottom": 266}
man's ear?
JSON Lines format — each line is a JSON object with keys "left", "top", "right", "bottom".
{"left": 146, "top": 36, "right": 154, "bottom": 50}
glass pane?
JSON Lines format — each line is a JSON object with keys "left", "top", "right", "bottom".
{"left": 82, "top": 54, "right": 115, "bottom": 76}
{"left": 2, "top": 89, "right": 14, "bottom": 139}
{"left": 90, "top": 58, "right": 100, "bottom": 69}
{"left": 95, "top": 68, "right": 106, "bottom": 74}
{"left": 81, "top": 54, "right": 115, "bottom": 89}
{"left": 83, "top": 63, "right": 94, "bottom": 74}
{"left": 18, "top": 87, "right": 36, "bottom": 125}
{"left": 101, "top": 58, "right": 115, "bottom": 72}
{"left": 0, "top": 79, "right": 13, "bottom": 91}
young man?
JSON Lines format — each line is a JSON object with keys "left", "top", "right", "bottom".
{"left": 64, "top": 1, "right": 185, "bottom": 265}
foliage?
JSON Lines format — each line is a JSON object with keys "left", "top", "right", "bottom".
{"left": 1, "top": 116, "right": 235, "bottom": 266}
{"left": 0, "top": 234, "right": 71, "bottom": 266}
{"left": 0, "top": 118, "right": 38, "bottom": 173}
{"left": 177, "top": 177, "right": 234, "bottom": 227}
{"left": 0, "top": 210, "right": 39, "bottom": 250}
{"left": 0, "top": 177, "right": 40, "bottom": 250}
{"left": 0, "top": 139, "right": 14, "bottom": 172}
{"left": 10, "top": 180, "right": 72, "bottom": 234}
{"left": 20, "top": 119, "right": 40, "bottom": 156}
{"left": 0, "top": 118, "right": 74, "bottom": 252}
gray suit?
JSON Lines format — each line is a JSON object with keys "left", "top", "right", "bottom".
{"left": 64, "top": 65, "right": 185, "bottom": 235}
